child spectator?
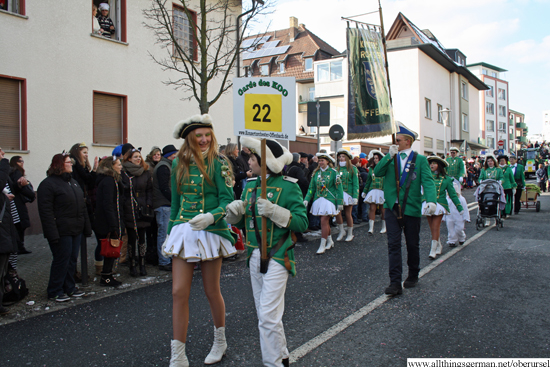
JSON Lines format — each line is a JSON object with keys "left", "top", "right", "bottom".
{"left": 443, "top": 179, "right": 469, "bottom": 247}
{"left": 97, "top": 3, "right": 115, "bottom": 39}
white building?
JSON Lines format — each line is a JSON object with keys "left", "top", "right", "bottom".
{"left": 543, "top": 110, "right": 550, "bottom": 141}
{"left": 0, "top": 0, "right": 239, "bottom": 185}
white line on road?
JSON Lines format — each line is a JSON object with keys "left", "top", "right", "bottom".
{"left": 289, "top": 204, "right": 489, "bottom": 364}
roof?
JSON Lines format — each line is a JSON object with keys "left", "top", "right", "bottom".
{"left": 466, "top": 62, "right": 508, "bottom": 72}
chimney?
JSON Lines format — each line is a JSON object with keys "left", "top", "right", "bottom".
{"left": 289, "top": 16, "right": 298, "bottom": 42}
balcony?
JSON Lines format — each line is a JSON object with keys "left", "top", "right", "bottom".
{"left": 516, "top": 122, "right": 528, "bottom": 129}
{"left": 517, "top": 136, "right": 528, "bottom": 143}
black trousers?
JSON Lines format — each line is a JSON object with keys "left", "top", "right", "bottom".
{"left": 385, "top": 209, "right": 421, "bottom": 284}
{"left": 514, "top": 186, "right": 523, "bottom": 213}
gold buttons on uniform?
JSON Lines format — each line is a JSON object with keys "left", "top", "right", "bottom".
{"left": 191, "top": 180, "right": 194, "bottom": 184}
{"left": 199, "top": 209, "right": 203, "bottom": 213}
{"left": 200, "top": 174, "right": 203, "bottom": 177}
{"left": 276, "top": 188, "right": 280, "bottom": 192}
{"left": 248, "top": 189, "right": 252, "bottom": 192}
{"left": 180, "top": 216, "right": 183, "bottom": 219}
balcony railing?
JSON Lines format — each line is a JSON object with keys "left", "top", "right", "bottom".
{"left": 517, "top": 136, "right": 528, "bottom": 143}
{"left": 516, "top": 122, "right": 527, "bottom": 129}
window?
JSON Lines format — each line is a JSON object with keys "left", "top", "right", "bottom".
{"left": 93, "top": 0, "right": 126, "bottom": 42}
{"left": 305, "top": 58, "right": 313, "bottom": 71}
{"left": 486, "top": 120, "right": 495, "bottom": 132}
{"left": 498, "top": 88, "right": 506, "bottom": 100}
{"left": 462, "top": 113, "right": 468, "bottom": 132}
{"left": 261, "top": 65, "right": 269, "bottom": 76}
{"left": 487, "top": 137, "right": 495, "bottom": 149}
{"left": 308, "top": 87, "right": 315, "bottom": 101}
{"left": 424, "top": 137, "right": 433, "bottom": 148}
{"left": 499, "top": 122, "right": 506, "bottom": 131}
{"left": 316, "top": 63, "right": 329, "bottom": 82}
{"left": 316, "top": 60, "right": 343, "bottom": 82}
{"left": 486, "top": 102, "right": 494, "bottom": 115}
{"left": 425, "top": 98, "right": 431, "bottom": 119}
{"left": 330, "top": 60, "right": 342, "bottom": 80}
{"left": 437, "top": 104, "right": 443, "bottom": 123}
{"left": 93, "top": 92, "right": 127, "bottom": 146}
{"left": 461, "top": 82, "right": 468, "bottom": 100}
{"left": 482, "top": 69, "right": 488, "bottom": 75}
{"left": 279, "top": 62, "right": 285, "bottom": 74}
{"left": 491, "top": 71, "right": 497, "bottom": 78}
{"left": 436, "top": 139, "right": 444, "bottom": 150}
{"left": 0, "top": 0, "right": 25, "bottom": 15}
{"left": 173, "top": 5, "right": 196, "bottom": 60}
{"left": 499, "top": 105, "right": 506, "bottom": 117}
{"left": 0, "top": 76, "right": 27, "bottom": 151}
{"left": 486, "top": 86, "right": 494, "bottom": 97}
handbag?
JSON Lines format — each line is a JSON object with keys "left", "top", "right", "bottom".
{"left": 20, "top": 182, "right": 36, "bottom": 204}
{"left": 100, "top": 234, "right": 123, "bottom": 258}
{"left": 138, "top": 205, "right": 155, "bottom": 221}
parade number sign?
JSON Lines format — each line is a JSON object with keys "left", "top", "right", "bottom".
{"left": 233, "top": 77, "right": 296, "bottom": 140}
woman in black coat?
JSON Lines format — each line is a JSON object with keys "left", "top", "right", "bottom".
{"left": 37, "top": 153, "right": 91, "bottom": 302}
{"left": 9, "top": 156, "right": 35, "bottom": 254}
{"left": 94, "top": 157, "right": 125, "bottom": 287}
{"left": 225, "top": 143, "right": 249, "bottom": 200}
{"left": 121, "top": 148, "right": 153, "bottom": 277}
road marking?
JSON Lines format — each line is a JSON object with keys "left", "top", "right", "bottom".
{"left": 289, "top": 209, "right": 492, "bottom": 364}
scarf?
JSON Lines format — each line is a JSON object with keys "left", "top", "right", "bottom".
{"left": 122, "top": 161, "right": 144, "bottom": 176}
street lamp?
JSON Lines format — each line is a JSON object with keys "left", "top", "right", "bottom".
{"left": 440, "top": 108, "right": 451, "bottom": 156}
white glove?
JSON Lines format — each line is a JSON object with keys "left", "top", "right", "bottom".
{"left": 459, "top": 210, "right": 464, "bottom": 216}
{"left": 188, "top": 213, "right": 215, "bottom": 231}
{"left": 459, "top": 177, "right": 464, "bottom": 183}
{"left": 352, "top": 198, "right": 358, "bottom": 205}
{"left": 512, "top": 189, "right": 516, "bottom": 196}
{"left": 389, "top": 145, "right": 399, "bottom": 158}
{"left": 361, "top": 192, "right": 366, "bottom": 199}
{"left": 338, "top": 205, "right": 344, "bottom": 211}
{"left": 160, "top": 234, "right": 171, "bottom": 257}
{"left": 257, "top": 198, "right": 291, "bottom": 228}
{"left": 423, "top": 202, "right": 437, "bottom": 216}
{"left": 225, "top": 200, "right": 246, "bottom": 224}
{"left": 303, "top": 200, "right": 308, "bottom": 207}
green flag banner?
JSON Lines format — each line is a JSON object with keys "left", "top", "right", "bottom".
{"left": 347, "top": 27, "right": 395, "bottom": 140}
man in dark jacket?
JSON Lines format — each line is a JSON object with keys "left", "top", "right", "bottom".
{"left": 153, "top": 145, "right": 177, "bottom": 271}
{"left": 285, "top": 153, "right": 310, "bottom": 242}
{"left": 0, "top": 149, "right": 18, "bottom": 314}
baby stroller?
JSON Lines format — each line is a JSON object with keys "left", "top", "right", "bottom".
{"left": 475, "top": 179, "right": 504, "bottom": 230}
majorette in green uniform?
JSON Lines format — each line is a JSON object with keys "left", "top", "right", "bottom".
{"left": 162, "top": 114, "right": 237, "bottom": 366}
{"left": 304, "top": 153, "right": 344, "bottom": 254}
{"left": 362, "top": 149, "right": 386, "bottom": 235}
{"left": 446, "top": 147, "right": 466, "bottom": 183}
{"left": 479, "top": 155, "right": 504, "bottom": 182}
{"left": 509, "top": 154, "right": 525, "bottom": 214}
{"left": 423, "top": 156, "right": 464, "bottom": 260}
{"left": 225, "top": 137, "right": 308, "bottom": 367}
{"left": 498, "top": 154, "right": 517, "bottom": 217}
{"left": 335, "top": 148, "right": 359, "bottom": 242}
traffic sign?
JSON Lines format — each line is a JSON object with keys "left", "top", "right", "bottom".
{"left": 329, "top": 124, "right": 345, "bottom": 141}
{"left": 233, "top": 77, "right": 296, "bottom": 140}
{"left": 307, "top": 101, "right": 330, "bottom": 127}
{"left": 498, "top": 140, "right": 504, "bottom": 148}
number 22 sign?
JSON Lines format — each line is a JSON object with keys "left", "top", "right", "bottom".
{"left": 244, "top": 94, "right": 282, "bottom": 132}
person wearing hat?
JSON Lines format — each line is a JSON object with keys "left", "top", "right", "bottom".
{"left": 96, "top": 3, "right": 115, "bottom": 38}
{"left": 508, "top": 154, "right": 525, "bottom": 214}
{"left": 373, "top": 122, "right": 437, "bottom": 295}
{"left": 362, "top": 150, "right": 386, "bottom": 235}
{"left": 153, "top": 144, "right": 178, "bottom": 272}
{"left": 498, "top": 155, "right": 517, "bottom": 218}
{"left": 304, "top": 153, "right": 344, "bottom": 254}
{"left": 225, "top": 137, "right": 308, "bottom": 367}
{"left": 443, "top": 179, "right": 470, "bottom": 247}
{"left": 479, "top": 155, "right": 503, "bottom": 182}
{"left": 162, "top": 115, "right": 237, "bottom": 366}
{"left": 424, "top": 156, "right": 463, "bottom": 259}
{"left": 446, "top": 147, "right": 466, "bottom": 183}
{"left": 334, "top": 149, "right": 359, "bottom": 242}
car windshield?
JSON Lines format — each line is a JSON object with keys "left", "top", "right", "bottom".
{"left": 526, "top": 151, "right": 537, "bottom": 159}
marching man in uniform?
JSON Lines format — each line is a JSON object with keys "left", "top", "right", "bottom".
{"left": 225, "top": 137, "right": 308, "bottom": 367}
{"left": 374, "top": 123, "right": 437, "bottom": 296}
{"left": 446, "top": 147, "right": 466, "bottom": 184}
{"left": 509, "top": 154, "right": 525, "bottom": 214}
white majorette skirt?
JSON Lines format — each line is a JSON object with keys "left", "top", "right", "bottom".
{"left": 162, "top": 222, "right": 236, "bottom": 262}
{"left": 343, "top": 192, "right": 354, "bottom": 206}
{"left": 364, "top": 189, "right": 385, "bottom": 205}
{"left": 311, "top": 197, "right": 340, "bottom": 216}
{"left": 421, "top": 202, "right": 448, "bottom": 216}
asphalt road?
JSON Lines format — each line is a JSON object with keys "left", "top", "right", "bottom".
{"left": 1, "top": 186, "right": 549, "bottom": 367}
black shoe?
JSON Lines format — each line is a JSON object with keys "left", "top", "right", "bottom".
{"left": 100, "top": 274, "right": 122, "bottom": 287}
{"left": 223, "top": 254, "right": 238, "bottom": 262}
{"left": 18, "top": 248, "right": 32, "bottom": 255}
{"left": 403, "top": 276, "right": 418, "bottom": 288}
{"left": 49, "top": 294, "right": 71, "bottom": 302}
{"left": 459, "top": 241, "right": 465, "bottom": 246}
{"left": 295, "top": 235, "right": 308, "bottom": 243}
{"left": 68, "top": 288, "right": 85, "bottom": 297}
{"left": 139, "top": 265, "right": 147, "bottom": 276}
{"left": 385, "top": 283, "right": 403, "bottom": 296}
{"left": 449, "top": 243, "right": 457, "bottom": 248}
{"left": 282, "top": 358, "right": 289, "bottom": 367}
{"left": 0, "top": 306, "right": 10, "bottom": 315}
{"left": 158, "top": 264, "right": 173, "bottom": 271}
{"left": 353, "top": 219, "right": 361, "bottom": 224}
{"left": 129, "top": 265, "right": 138, "bottom": 277}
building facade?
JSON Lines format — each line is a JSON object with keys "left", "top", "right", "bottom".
{"left": 510, "top": 109, "right": 528, "bottom": 149}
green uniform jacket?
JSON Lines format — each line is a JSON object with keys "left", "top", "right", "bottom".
{"left": 167, "top": 156, "right": 235, "bottom": 244}
{"left": 513, "top": 164, "right": 526, "bottom": 188}
{"left": 304, "top": 167, "right": 344, "bottom": 208}
{"left": 500, "top": 166, "right": 517, "bottom": 190}
{"left": 431, "top": 173, "right": 463, "bottom": 213}
{"left": 373, "top": 152, "right": 437, "bottom": 217}
{"left": 445, "top": 156, "right": 465, "bottom": 180}
{"left": 479, "top": 167, "right": 503, "bottom": 182}
{"left": 236, "top": 175, "right": 308, "bottom": 276}
{"left": 362, "top": 171, "right": 384, "bottom": 195}
{"left": 337, "top": 165, "right": 359, "bottom": 199}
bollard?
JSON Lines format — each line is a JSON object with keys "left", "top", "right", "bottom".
{"left": 80, "top": 236, "right": 89, "bottom": 287}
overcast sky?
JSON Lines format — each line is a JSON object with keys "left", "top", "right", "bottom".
{"left": 250, "top": 0, "right": 550, "bottom": 135}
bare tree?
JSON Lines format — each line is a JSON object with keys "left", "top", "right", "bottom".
{"left": 143, "top": 0, "right": 271, "bottom": 114}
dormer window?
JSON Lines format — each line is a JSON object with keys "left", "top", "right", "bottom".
{"left": 305, "top": 58, "right": 313, "bottom": 71}
{"left": 261, "top": 65, "right": 269, "bottom": 76}
{"left": 279, "top": 62, "right": 285, "bottom": 73}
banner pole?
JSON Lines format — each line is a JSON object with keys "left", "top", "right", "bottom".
{"left": 260, "top": 139, "right": 268, "bottom": 273}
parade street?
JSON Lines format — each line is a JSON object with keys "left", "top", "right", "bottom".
{"left": 1, "top": 187, "right": 549, "bottom": 367}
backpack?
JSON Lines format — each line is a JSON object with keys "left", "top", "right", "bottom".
{"left": 3, "top": 269, "right": 29, "bottom": 306}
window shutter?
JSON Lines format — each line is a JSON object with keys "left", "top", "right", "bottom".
{"left": 0, "top": 78, "right": 21, "bottom": 150}
{"left": 93, "top": 93, "right": 122, "bottom": 145}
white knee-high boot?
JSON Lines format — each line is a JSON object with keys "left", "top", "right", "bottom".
{"left": 380, "top": 221, "right": 386, "bottom": 233}
{"left": 317, "top": 238, "right": 327, "bottom": 254}
{"left": 345, "top": 227, "right": 354, "bottom": 242}
{"left": 326, "top": 235, "right": 334, "bottom": 250}
{"left": 170, "top": 340, "right": 189, "bottom": 367}
{"left": 368, "top": 220, "right": 374, "bottom": 235}
{"left": 204, "top": 326, "right": 227, "bottom": 364}
{"left": 435, "top": 238, "right": 442, "bottom": 255}
{"left": 336, "top": 223, "right": 345, "bottom": 241}
{"left": 429, "top": 240, "right": 438, "bottom": 259}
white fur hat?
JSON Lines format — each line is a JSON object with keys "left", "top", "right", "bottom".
{"left": 173, "top": 114, "right": 213, "bottom": 140}
{"left": 241, "top": 137, "right": 293, "bottom": 174}
{"left": 316, "top": 152, "right": 335, "bottom": 164}
{"left": 450, "top": 147, "right": 460, "bottom": 152}
{"left": 336, "top": 148, "right": 352, "bottom": 160}
{"left": 99, "top": 3, "right": 109, "bottom": 10}
{"left": 368, "top": 149, "right": 385, "bottom": 160}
